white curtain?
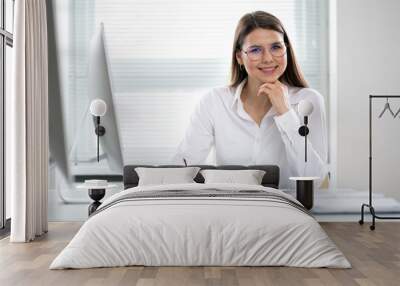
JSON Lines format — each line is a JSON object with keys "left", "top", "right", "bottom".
{"left": 8, "top": 0, "right": 48, "bottom": 242}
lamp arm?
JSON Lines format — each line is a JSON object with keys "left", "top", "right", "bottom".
{"left": 298, "top": 116, "right": 309, "bottom": 163}
{"left": 97, "top": 116, "right": 100, "bottom": 162}
{"left": 305, "top": 131, "right": 308, "bottom": 162}
{"left": 94, "top": 116, "right": 106, "bottom": 162}
{"left": 304, "top": 116, "right": 308, "bottom": 162}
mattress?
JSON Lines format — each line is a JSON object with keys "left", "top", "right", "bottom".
{"left": 50, "top": 183, "right": 351, "bottom": 269}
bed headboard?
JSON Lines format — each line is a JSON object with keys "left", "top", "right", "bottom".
{"left": 123, "top": 165, "right": 280, "bottom": 189}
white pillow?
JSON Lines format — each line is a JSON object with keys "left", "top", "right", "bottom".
{"left": 135, "top": 167, "right": 201, "bottom": 186}
{"left": 200, "top": 169, "right": 266, "bottom": 185}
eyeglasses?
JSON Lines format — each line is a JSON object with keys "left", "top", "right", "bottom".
{"left": 241, "top": 42, "right": 287, "bottom": 61}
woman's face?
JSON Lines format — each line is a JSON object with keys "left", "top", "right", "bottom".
{"left": 236, "top": 28, "right": 287, "bottom": 84}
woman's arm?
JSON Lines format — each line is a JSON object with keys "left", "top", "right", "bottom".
{"left": 273, "top": 89, "right": 328, "bottom": 187}
{"left": 171, "top": 93, "right": 215, "bottom": 165}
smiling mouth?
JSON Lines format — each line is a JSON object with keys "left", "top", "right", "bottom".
{"left": 258, "top": 66, "right": 278, "bottom": 74}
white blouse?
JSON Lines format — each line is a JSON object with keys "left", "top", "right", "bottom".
{"left": 172, "top": 79, "right": 328, "bottom": 189}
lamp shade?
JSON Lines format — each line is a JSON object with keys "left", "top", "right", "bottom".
{"left": 297, "top": 100, "right": 314, "bottom": 116}
{"left": 90, "top": 99, "right": 107, "bottom": 117}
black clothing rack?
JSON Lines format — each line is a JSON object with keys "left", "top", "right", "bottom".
{"left": 359, "top": 95, "right": 400, "bottom": 230}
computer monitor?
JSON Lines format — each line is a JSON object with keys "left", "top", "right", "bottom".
{"left": 48, "top": 15, "right": 123, "bottom": 182}
{"left": 88, "top": 23, "right": 124, "bottom": 173}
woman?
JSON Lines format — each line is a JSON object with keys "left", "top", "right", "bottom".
{"left": 172, "top": 11, "right": 327, "bottom": 189}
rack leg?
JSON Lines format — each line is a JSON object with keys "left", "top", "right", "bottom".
{"left": 370, "top": 206, "right": 376, "bottom": 231}
{"left": 359, "top": 204, "right": 377, "bottom": 230}
{"left": 359, "top": 204, "right": 366, "bottom": 225}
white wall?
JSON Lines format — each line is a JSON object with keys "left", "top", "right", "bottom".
{"left": 337, "top": 0, "right": 400, "bottom": 198}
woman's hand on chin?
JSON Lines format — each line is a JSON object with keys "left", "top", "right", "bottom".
{"left": 257, "top": 80, "right": 290, "bottom": 115}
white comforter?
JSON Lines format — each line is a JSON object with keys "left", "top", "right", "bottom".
{"left": 50, "top": 183, "right": 351, "bottom": 269}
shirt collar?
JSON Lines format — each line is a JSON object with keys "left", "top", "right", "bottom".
{"left": 231, "top": 79, "right": 247, "bottom": 109}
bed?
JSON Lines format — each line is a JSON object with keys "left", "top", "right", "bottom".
{"left": 50, "top": 165, "right": 350, "bottom": 269}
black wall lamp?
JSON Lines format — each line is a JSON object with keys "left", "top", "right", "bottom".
{"left": 90, "top": 99, "right": 107, "bottom": 162}
{"left": 298, "top": 100, "right": 314, "bottom": 162}
{"left": 289, "top": 100, "right": 318, "bottom": 210}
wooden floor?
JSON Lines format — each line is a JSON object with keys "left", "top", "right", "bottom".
{"left": 0, "top": 222, "right": 399, "bottom": 286}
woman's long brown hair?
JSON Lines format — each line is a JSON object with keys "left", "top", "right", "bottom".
{"left": 230, "top": 11, "right": 308, "bottom": 88}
